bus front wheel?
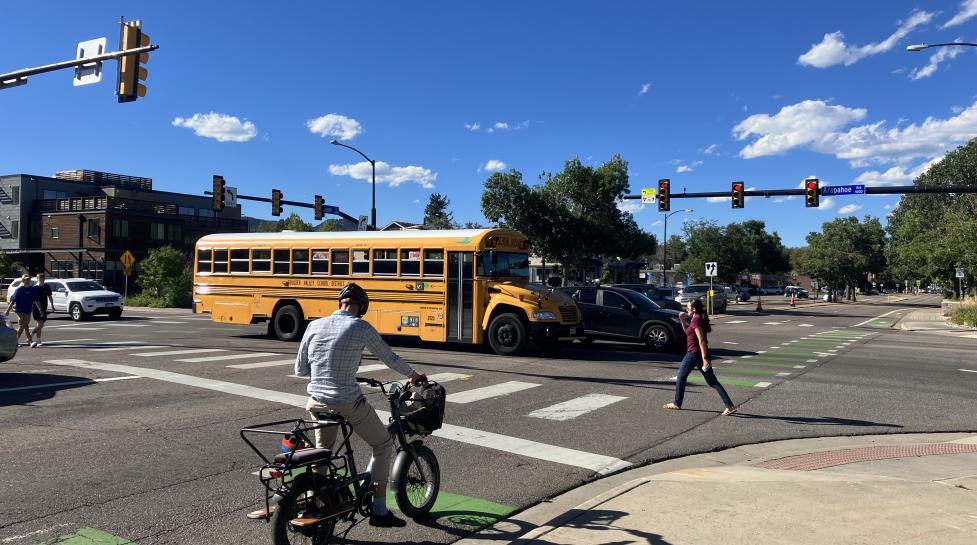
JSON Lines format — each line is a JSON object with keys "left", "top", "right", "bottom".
{"left": 487, "top": 313, "right": 528, "bottom": 356}
{"left": 272, "top": 304, "right": 306, "bottom": 342}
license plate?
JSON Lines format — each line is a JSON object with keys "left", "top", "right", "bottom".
{"left": 569, "top": 328, "right": 577, "bottom": 336}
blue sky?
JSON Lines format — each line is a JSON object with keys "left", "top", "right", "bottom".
{"left": 3, "top": 1, "right": 977, "bottom": 246}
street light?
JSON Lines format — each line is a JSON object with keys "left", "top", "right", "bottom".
{"left": 662, "top": 209, "right": 693, "bottom": 287}
{"left": 330, "top": 139, "right": 377, "bottom": 230}
{"left": 907, "top": 42, "right": 977, "bottom": 52}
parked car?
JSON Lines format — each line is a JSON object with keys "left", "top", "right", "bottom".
{"left": 556, "top": 286, "right": 683, "bottom": 351}
{"left": 0, "top": 316, "right": 17, "bottom": 362}
{"left": 612, "top": 284, "right": 684, "bottom": 311}
{"left": 733, "top": 285, "right": 751, "bottom": 302}
{"left": 675, "top": 284, "right": 728, "bottom": 313}
{"left": 784, "top": 286, "right": 809, "bottom": 299}
{"left": 44, "top": 278, "right": 124, "bottom": 321}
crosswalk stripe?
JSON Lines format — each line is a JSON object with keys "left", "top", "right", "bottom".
{"left": 55, "top": 327, "right": 105, "bottom": 331}
{"left": 176, "top": 352, "right": 280, "bottom": 363}
{"left": 93, "top": 345, "right": 167, "bottom": 352}
{"left": 448, "top": 381, "right": 540, "bottom": 404}
{"left": 763, "top": 322, "right": 785, "bottom": 325}
{"left": 527, "top": 393, "right": 627, "bottom": 421}
{"left": 149, "top": 321, "right": 186, "bottom": 324}
{"left": 227, "top": 358, "right": 296, "bottom": 369}
{"left": 0, "top": 375, "right": 141, "bottom": 393}
{"left": 798, "top": 324, "right": 814, "bottom": 327}
{"left": 426, "top": 372, "right": 471, "bottom": 383}
{"left": 357, "top": 363, "right": 389, "bottom": 373}
{"left": 39, "top": 338, "right": 95, "bottom": 345}
{"left": 725, "top": 320, "right": 748, "bottom": 324}
{"left": 134, "top": 348, "right": 227, "bottom": 357}
{"left": 100, "top": 323, "right": 150, "bottom": 327}
{"left": 754, "top": 382, "right": 772, "bottom": 387}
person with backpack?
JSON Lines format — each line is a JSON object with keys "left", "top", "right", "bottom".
{"left": 664, "top": 298, "right": 737, "bottom": 415}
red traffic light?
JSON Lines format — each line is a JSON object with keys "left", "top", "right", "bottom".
{"left": 807, "top": 181, "right": 817, "bottom": 190}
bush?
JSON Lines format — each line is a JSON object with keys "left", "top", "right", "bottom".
{"left": 950, "top": 304, "right": 977, "bottom": 328}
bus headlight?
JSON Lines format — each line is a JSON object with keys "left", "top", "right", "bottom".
{"left": 532, "top": 311, "right": 557, "bottom": 321}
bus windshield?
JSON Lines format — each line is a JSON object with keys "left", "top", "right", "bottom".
{"left": 479, "top": 251, "right": 530, "bottom": 278}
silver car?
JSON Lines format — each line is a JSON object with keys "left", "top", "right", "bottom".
{"left": 675, "top": 284, "right": 728, "bottom": 313}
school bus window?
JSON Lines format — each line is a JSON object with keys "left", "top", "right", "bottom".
{"left": 332, "top": 250, "right": 349, "bottom": 275}
{"left": 252, "top": 249, "right": 271, "bottom": 273}
{"left": 273, "top": 249, "right": 290, "bottom": 274}
{"left": 292, "top": 249, "right": 310, "bottom": 275}
{"left": 197, "top": 249, "right": 212, "bottom": 274}
{"left": 213, "top": 249, "right": 229, "bottom": 273}
{"left": 423, "top": 249, "right": 444, "bottom": 277}
{"left": 230, "top": 249, "right": 250, "bottom": 273}
{"left": 373, "top": 249, "right": 397, "bottom": 275}
{"left": 311, "top": 250, "right": 329, "bottom": 275}
{"left": 401, "top": 249, "right": 420, "bottom": 276}
{"left": 352, "top": 249, "right": 370, "bottom": 275}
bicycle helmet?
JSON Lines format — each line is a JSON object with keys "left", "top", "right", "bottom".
{"left": 338, "top": 282, "right": 369, "bottom": 316}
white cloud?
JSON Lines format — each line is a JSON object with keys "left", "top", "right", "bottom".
{"left": 483, "top": 159, "right": 507, "bottom": 172}
{"left": 676, "top": 165, "right": 693, "bottom": 173}
{"left": 952, "top": 105, "right": 965, "bottom": 114}
{"left": 413, "top": 199, "right": 421, "bottom": 204}
{"left": 910, "top": 45, "right": 964, "bottom": 80}
{"left": 733, "top": 100, "right": 867, "bottom": 158}
{"left": 883, "top": 204, "right": 893, "bottom": 210}
{"left": 735, "top": 99, "right": 977, "bottom": 167}
{"left": 651, "top": 220, "right": 662, "bottom": 226}
{"left": 798, "top": 9, "right": 934, "bottom": 68}
{"left": 171, "top": 112, "right": 257, "bottom": 142}
{"left": 701, "top": 144, "right": 718, "bottom": 155}
{"left": 306, "top": 114, "right": 364, "bottom": 140}
{"left": 706, "top": 195, "right": 728, "bottom": 203}
{"left": 819, "top": 197, "right": 836, "bottom": 210}
{"left": 489, "top": 120, "right": 530, "bottom": 132}
{"left": 464, "top": 122, "right": 481, "bottom": 131}
{"left": 943, "top": 0, "right": 977, "bottom": 28}
{"left": 773, "top": 198, "right": 786, "bottom": 203}
{"left": 837, "top": 203, "right": 863, "bottom": 214}
{"left": 617, "top": 200, "right": 645, "bottom": 214}
{"left": 853, "top": 158, "right": 940, "bottom": 187}
{"left": 639, "top": 82, "right": 651, "bottom": 96}
{"left": 494, "top": 122, "right": 509, "bottom": 130}
{"left": 328, "top": 161, "right": 437, "bottom": 189}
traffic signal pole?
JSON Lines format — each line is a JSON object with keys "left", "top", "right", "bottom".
{"left": 0, "top": 45, "right": 157, "bottom": 89}
{"left": 205, "top": 190, "right": 359, "bottom": 224}
{"left": 623, "top": 183, "right": 977, "bottom": 204}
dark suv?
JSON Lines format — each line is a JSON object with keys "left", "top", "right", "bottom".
{"left": 612, "top": 284, "right": 684, "bottom": 311}
{"left": 557, "top": 286, "right": 683, "bottom": 351}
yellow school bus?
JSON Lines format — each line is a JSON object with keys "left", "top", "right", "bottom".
{"left": 193, "top": 228, "right": 583, "bottom": 356}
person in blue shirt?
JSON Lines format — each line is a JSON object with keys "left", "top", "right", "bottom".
{"left": 5, "top": 274, "right": 38, "bottom": 347}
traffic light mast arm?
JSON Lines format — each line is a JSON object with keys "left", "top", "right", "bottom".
{"left": 204, "top": 191, "right": 359, "bottom": 224}
{"left": 0, "top": 45, "right": 158, "bottom": 89}
{"left": 622, "top": 184, "right": 977, "bottom": 200}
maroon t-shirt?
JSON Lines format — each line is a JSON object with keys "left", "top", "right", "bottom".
{"left": 685, "top": 314, "right": 707, "bottom": 353}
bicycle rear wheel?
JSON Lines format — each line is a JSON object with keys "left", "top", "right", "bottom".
{"left": 270, "top": 476, "right": 336, "bottom": 545}
{"left": 392, "top": 445, "right": 440, "bottom": 518}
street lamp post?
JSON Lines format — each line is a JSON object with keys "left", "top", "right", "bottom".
{"left": 330, "top": 139, "right": 377, "bottom": 230}
{"left": 907, "top": 42, "right": 977, "bottom": 52}
{"left": 662, "top": 209, "right": 693, "bottom": 287}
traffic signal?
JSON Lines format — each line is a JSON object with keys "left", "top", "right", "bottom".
{"left": 212, "top": 175, "right": 226, "bottom": 212}
{"left": 805, "top": 177, "right": 819, "bottom": 208}
{"left": 314, "top": 195, "right": 324, "bottom": 221}
{"left": 731, "top": 181, "right": 745, "bottom": 209}
{"left": 117, "top": 20, "right": 150, "bottom": 102}
{"left": 271, "top": 189, "right": 283, "bottom": 216}
{"left": 658, "top": 179, "right": 670, "bottom": 212}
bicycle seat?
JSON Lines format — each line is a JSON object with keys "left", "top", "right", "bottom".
{"left": 272, "top": 447, "right": 332, "bottom": 466}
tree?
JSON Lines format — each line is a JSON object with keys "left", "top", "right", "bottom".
{"left": 317, "top": 219, "right": 345, "bottom": 232}
{"left": 0, "top": 253, "right": 19, "bottom": 278}
{"left": 137, "top": 245, "right": 193, "bottom": 307}
{"left": 481, "top": 157, "right": 657, "bottom": 284}
{"left": 257, "top": 212, "right": 312, "bottom": 232}
{"left": 424, "top": 193, "right": 455, "bottom": 229}
{"left": 797, "top": 216, "right": 885, "bottom": 301}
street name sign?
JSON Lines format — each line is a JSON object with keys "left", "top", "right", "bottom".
{"left": 822, "top": 184, "right": 865, "bottom": 196}
{"left": 641, "top": 188, "right": 657, "bottom": 204}
{"left": 705, "top": 262, "right": 718, "bottom": 277}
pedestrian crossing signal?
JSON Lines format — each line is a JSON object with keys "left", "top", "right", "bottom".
{"left": 731, "top": 181, "right": 745, "bottom": 209}
{"left": 805, "top": 178, "right": 819, "bottom": 208}
{"left": 658, "top": 179, "right": 670, "bottom": 212}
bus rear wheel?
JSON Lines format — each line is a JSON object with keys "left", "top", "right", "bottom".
{"left": 487, "top": 313, "right": 528, "bottom": 356}
{"left": 272, "top": 304, "right": 306, "bottom": 342}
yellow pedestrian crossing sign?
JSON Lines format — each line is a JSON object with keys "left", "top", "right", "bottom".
{"left": 641, "top": 188, "right": 658, "bottom": 204}
{"left": 121, "top": 250, "right": 136, "bottom": 276}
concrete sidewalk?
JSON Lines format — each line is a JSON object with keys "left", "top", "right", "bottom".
{"left": 897, "top": 306, "right": 974, "bottom": 332}
{"left": 456, "top": 433, "right": 977, "bottom": 545}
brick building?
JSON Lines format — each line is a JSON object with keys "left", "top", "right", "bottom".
{"left": 0, "top": 169, "right": 248, "bottom": 290}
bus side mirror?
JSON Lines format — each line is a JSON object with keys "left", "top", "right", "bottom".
{"left": 572, "top": 290, "right": 581, "bottom": 302}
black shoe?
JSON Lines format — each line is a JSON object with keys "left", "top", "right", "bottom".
{"left": 369, "top": 511, "right": 407, "bottom": 528}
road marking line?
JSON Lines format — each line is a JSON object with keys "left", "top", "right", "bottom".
{"left": 448, "top": 381, "right": 541, "bottom": 404}
{"left": 741, "top": 355, "right": 752, "bottom": 358}
{"left": 527, "top": 393, "right": 628, "bottom": 421}
{"left": 798, "top": 324, "right": 814, "bottom": 327}
{"left": 57, "top": 327, "right": 105, "bottom": 331}
{"left": 806, "top": 359, "right": 818, "bottom": 363}
{"left": 358, "top": 363, "right": 390, "bottom": 373}
{"left": 721, "top": 360, "right": 735, "bottom": 364}
{"left": 960, "top": 369, "right": 977, "bottom": 373}
{"left": 0, "top": 375, "right": 141, "bottom": 393}
{"left": 793, "top": 365, "right": 806, "bottom": 368}
{"left": 42, "top": 359, "right": 629, "bottom": 475}
{"left": 754, "top": 382, "right": 772, "bottom": 388}
{"left": 99, "top": 323, "right": 150, "bottom": 327}
{"left": 227, "top": 358, "right": 296, "bottom": 369}
{"left": 93, "top": 345, "right": 166, "bottom": 352}
{"left": 41, "top": 338, "right": 96, "bottom": 345}
{"left": 763, "top": 322, "right": 784, "bottom": 325}
{"left": 176, "top": 352, "right": 280, "bottom": 363}
{"left": 853, "top": 308, "right": 907, "bottom": 328}
{"left": 134, "top": 348, "right": 227, "bottom": 357}
{"left": 150, "top": 320, "right": 187, "bottom": 324}
{"left": 757, "top": 351, "right": 767, "bottom": 354}
{"left": 776, "top": 372, "right": 791, "bottom": 376}
{"left": 827, "top": 349, "right": 837, "bottom": 352}
{"left": 426, "top": 372, "right": 472, "bottom": 383}
{"left": 722, "top": 341, "right": 739, "bottom": 345}
{"left": 726, "top": 320, "right": 748, "bottom": 324}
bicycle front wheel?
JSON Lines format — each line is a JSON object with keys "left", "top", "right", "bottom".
{"left": 392, "top": 445, "right": 440, "bottom": 518}
{"left": 270, "top": 476, "right": 336, "bottom": 545}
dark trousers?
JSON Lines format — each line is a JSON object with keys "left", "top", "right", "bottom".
{"left": 673, "top": 351, "right": 733, "bottom": 408}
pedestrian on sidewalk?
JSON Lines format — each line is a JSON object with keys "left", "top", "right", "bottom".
{"left": 31, "top": 273, "right": 55, "bottom": 347}
{"left": 4, "top": 274, "right": 38, "bottom": 347}
{"left": 664, "top": 298, "right": 737, "bottom": 415}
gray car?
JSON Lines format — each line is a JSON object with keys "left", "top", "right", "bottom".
{"left": 675, "top": 284, "right": 728, "bottom": 313}
{"left": 612, "top": 284, "right": 684, "bottom": 311}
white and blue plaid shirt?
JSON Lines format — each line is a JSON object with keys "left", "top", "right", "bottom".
{"left": 295, "top": 310, "right": 415, "bottom": 405}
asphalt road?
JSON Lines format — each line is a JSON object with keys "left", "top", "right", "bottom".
{"left": 2, "top": 294, "right": 974, "bottom": 544}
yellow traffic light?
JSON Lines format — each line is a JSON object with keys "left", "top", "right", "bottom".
{"left": 212, "top": 175, "right": 226, "bottom": 212}
{"left": 805, "top": 178, "right": 820, "bottom": 208}
{"left": 272, "top": 189, "right": 283, "bottom": 216}
{"left": 314, "top": 195, "right": 324, "bottom": 221}
{"left": 658, "top": 179, "right": 670, "bottom": 212}
{"left": 731, "top": 181, "right": 745, "bottom": 209}
{"left": 117, "top": 21, "right": 150, "bottom": 102}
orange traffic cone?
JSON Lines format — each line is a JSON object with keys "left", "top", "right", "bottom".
{"left": 755, "top": 294, "right": 763, "bottom": 312}
{"left": 790, "top": 292, "right": 796, "bottom": 307}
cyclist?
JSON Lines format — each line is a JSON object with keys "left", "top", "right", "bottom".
{"left": 294, "top": 282, "right": 426, "bottom": 528}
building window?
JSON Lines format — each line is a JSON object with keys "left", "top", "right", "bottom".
{"left": 197, "top": 208, "right": 215, "bottom": 218}
{"left": 331, "top": 250, "right": 349, "bottom": 276}
{"left": 292, "top": 249, "right": 309, "bottom": 275}
{"left": 10, "top": 220, "right": 18, "bottom": 239}
{"left": 273, "top": 249, "right": 290, "bottom": 274}
{"left": 87, "top": 219, "right": 100, "bottom": 240}
{"left": 311, "top": 249, "right": 329, "bottom": 275}
{"left": 50, "top": 260, "right": 74, "bottom": 278}
{"left": 230, "top": 249, "right": 249, "bottom": 273}
{"left": 11, "top": 186, "right": 19, "bottom": 205}
{"left": 150, "top": 223, "right": 165, "bottom": 240}
{"left": 251, "top": 249, "right": 271, "bottom": 273}
{"left": 423, "top": 250, "right": 444, "bottom": 277}
{"left": 51, "top": 227, "right": 60, "bottom": 239}
{"left": 81, "top": 260, "right": 104, "bottom": 281}
{"left": 373, "top": 249, "right": 397, "bottom": 275}
{"left": 400, "top": 249, "right": 420, "bottom": 276}
{"left": 113, "top": 219, "right": 129, "bottom": 238}
{"left": 42, "top": 190, "right": 66, "bottom": 200}
{"left": 178, "top": 206, "right": 195, "bottom": 216}
{"left": 166, "top": 224, "right": 181, "bottom": 241}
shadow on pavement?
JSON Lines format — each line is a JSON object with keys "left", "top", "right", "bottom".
{"left": 732, "top": 412, "right": 904, "bottom": 428}
{"left": 0, "top": 372, "right": 102, "bottom": 406}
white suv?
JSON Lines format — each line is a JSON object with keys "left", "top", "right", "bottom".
{"left": 43, "top": 278, "right": 124, "bottom": 321}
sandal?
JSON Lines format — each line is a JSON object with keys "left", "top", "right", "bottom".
{"left": 663, "top": 403, "right": 681, "bottom": 410}
{"left": 721, "top": 405, "right": 738, "bottom": 416}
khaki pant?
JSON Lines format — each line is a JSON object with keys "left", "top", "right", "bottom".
{"left": 305, "top": 396, "right": 394, "bottom": 486}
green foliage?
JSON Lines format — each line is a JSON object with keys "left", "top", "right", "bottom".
{"left": 257, "top": 212, "right": 313, "bottom": 232}
{"left": 797, "top": 216, "right": 886, "bottom": 300}
{"left": 950, "top": 304, "right": 977, "bottom": 328}
{"left": 0, "top": 253, "right": 18, "bottom": 278}
{"left": 135, "top": 245, "right": 193, "bottom": 308}
{"left": 480, "top": 156, "right": 657, "bottom": 283}
{"left": 677, "top": 219, "right": 789, "bottom": 283}
{"left": 317, "top": 219, "right": 345, "bottom": 232}
{"left": 600, "top": 265, "right": 613, "bottom": 284}
{"left": 424, "top": 193, "right": 456, "bottom": 229}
